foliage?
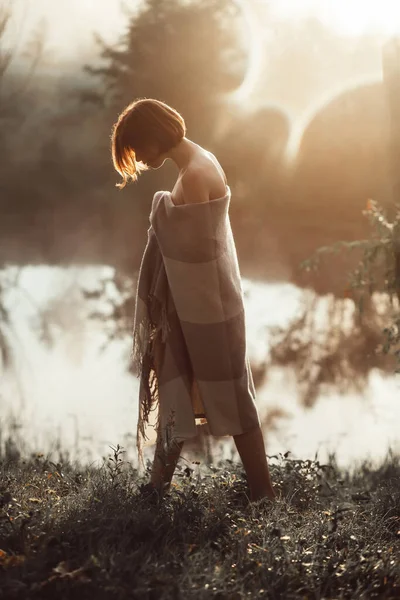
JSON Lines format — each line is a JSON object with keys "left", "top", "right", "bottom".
{"left": 262, "top": 198, "right": 400, "bottom": 406}
{"left": 267, "top": 292, "right": 395, "bottom": 408}
{"left": 300, "top": 199, "right": 400, "bottom": 304}
{"left": 0, "top": 4, "right": 46, "bottom": 137}
{"left": 0, "top": 437, "right": 399, "bottom": 598}
{"left": 299, "top": 198, "right": 400, "bottom": 372}
{"left": 85, "top": 0, "right": 247, "bottom": 143}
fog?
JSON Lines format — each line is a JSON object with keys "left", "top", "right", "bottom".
{"left": 1, "top": 0, "right": 399, "bottom": 469}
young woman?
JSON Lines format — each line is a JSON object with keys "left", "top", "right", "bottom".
{"left": 111, "top": 98, "right": 277, "bottom": 504}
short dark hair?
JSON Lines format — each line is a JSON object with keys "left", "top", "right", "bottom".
{"left": 111, "top": 98, "right": 186, "bottom": 189}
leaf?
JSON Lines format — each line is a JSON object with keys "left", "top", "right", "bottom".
{"left": 53, "top": 560, "right": 69, "bottom": 575}
{"left": 5, "top": 554, "right": 26, "bottom": 568}
{"left": 366, "top": 198, "right": 375, "bottom": 211}
{"left": 0, "top": 551, "right": 26, "bottom": 568}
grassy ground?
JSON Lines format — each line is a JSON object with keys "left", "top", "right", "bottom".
{"left": 0, "top": 442, "right": 399, "bottom": 599}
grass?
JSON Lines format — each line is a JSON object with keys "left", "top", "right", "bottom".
{"left": 0, "top": 441, "right": 399, "bottom": 599}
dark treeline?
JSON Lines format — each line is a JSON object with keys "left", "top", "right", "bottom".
{"left": 0, "top": 0, "right": 393, "bottom": 297}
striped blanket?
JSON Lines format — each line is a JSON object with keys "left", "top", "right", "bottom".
{"left": 132, "top": 185, "right": 261, "bottom": 472}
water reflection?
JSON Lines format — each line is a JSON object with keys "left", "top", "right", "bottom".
{"left": 1, "top": 265, "right": 399, "bottom": 472}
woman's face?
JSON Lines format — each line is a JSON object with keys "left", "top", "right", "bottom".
{"left": 135, "top": 144, "right": 166, "bottom": 169}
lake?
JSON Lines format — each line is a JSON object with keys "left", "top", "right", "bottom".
{"left": 1, "top": 265, "right": 399, "bottom": 476}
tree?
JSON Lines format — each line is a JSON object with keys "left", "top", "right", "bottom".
{"left": 86, "top": 0, "right": 247, "bottom": 145}
{"left": 0, "top": 3, "right": 47, "bottom": 386}
{"left": 265, "top": 191, "right": 400, "bottom": 409}
{"left": 0, "top": 4, "right": 46, "bottom": 153}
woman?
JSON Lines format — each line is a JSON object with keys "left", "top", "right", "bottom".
{"left": 111, "top": 98, "right": 277, "bottom": 504}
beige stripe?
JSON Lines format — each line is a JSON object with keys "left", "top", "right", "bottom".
{"left": 163, "top": 254, "right": 243, "bottom": 324}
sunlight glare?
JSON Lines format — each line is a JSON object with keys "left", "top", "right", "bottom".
{"left": 271, "top": 0, "right": 400, "bottom": 37}
{"left": 231, "top": 0, "right": 266, "bottom": 102}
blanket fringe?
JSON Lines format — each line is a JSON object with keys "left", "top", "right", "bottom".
{"left": 131, "top": 290, "right": 171, "bottom": 473}
{"left": 158, "top": 299, "right": 171, "bottom": 343}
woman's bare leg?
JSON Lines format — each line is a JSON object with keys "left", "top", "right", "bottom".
{"left": 233, "top": 425, "right": 277, "bottom": 502}
{"left": 149, "top": 426, "right": 184, "bottom": 495}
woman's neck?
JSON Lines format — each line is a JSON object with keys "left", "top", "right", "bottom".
{"left": 165, "top": 137, "right": 200, "bottom": 172}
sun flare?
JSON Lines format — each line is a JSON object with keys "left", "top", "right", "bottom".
{"left": 272, "top": 0, "right": 400, "bottom": 37}
{"left": 230, "top": 0, "right": 266, "bottom": 103}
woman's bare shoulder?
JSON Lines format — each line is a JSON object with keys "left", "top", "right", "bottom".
{"left": 180, "top": 169, "right": 210, "bottom": 204}
{"left": 204, "top": 150, "right": 228, "bottom": 185}
{"left": 172, "top": 150, "right": 227, "bottom": 205}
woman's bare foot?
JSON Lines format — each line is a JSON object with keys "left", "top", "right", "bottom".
{"left": 250, "top": 490, "right": 277, "bottom": 503}
{"left": 233, "top": 426, "right": 277, "bottom": 506}
{"left": 249, "top": 484, "right": 283, "bottom": 504}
